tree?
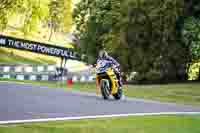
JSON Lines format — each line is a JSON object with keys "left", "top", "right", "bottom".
{"left": 0, "top": 0, "right": 24, "bottom": 30}
{"left": 182, "top": 17, "right": 200, "bottom": 60}
{"left": 181, "top": 0, "right": 200, "bottom": 80}
{"left": 48, "top": 0, "right": 65, "bottom": 41}
{"left": 73, "top": 0, "right": 189, "bottom": 81}
{"left": 73, "top": 0, "right": 121, "bottom": 64}
{"left": 21, "top": 0, "right": 44, "bottom": 36}
{"left": 0, "top": 0, "right": 73, "bottom": 40}
{"left": 63, "top": 0, "right": 72, "bottom": 32}
{"left": 121, "top": 0, "right": 188, "bottom": 81}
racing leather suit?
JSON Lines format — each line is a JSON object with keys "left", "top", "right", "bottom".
{"left": 97, "top": 56, "right": 122, "bottom": 87}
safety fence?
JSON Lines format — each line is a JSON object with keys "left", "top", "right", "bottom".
{"left": 0, "top": 64, "right": 95, "bottom": 82}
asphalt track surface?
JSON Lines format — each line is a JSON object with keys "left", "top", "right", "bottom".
{"left": 1, "top": 82, "right": 200, "bottom": 121}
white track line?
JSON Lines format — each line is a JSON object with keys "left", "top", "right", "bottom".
{"left": 0, "top": 81, "right": 33, "bottom": 85}
{"left": 0, "top": 112, "right": 199, "bottom": 124}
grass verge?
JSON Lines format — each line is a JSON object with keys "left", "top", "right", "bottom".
{"left": 0, "top": 48, "right": 55, "bottom": 65}
{"left": 0, "top": 115, "right": 200, "bottom": 133}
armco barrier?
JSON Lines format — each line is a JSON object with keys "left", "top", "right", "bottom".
{"left": 0, "top": 64, "right": 95, "bottom": 82}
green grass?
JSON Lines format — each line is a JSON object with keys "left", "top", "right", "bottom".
{"left": 0, "top": 49, "right": 48, "bottom": 65}
{"left": 1, "top": 78, "right": 200, "bottom": 106}
{"left": 0, "top": 115, "right": 200, "bottom": 133}
{"left": 123, "top": 84, "right": 200, "bottom": 106}
{"left": 72, "top": 83, "right": 200, "bottom": 106}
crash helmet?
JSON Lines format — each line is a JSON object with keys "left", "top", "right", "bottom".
{"left": 99, "top": 50, "right": 108, "bottom": 58}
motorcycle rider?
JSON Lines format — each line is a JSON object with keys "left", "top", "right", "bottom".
{"left": 97, "top": 50, "right": 123, "bottom": 87}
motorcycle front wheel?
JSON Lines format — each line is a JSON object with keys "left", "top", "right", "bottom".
{"left": 100, "top": 79, "right": 110, "bottom": 100}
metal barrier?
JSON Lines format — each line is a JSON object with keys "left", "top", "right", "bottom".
{"left": 0, "top": 64, "right": 95, "bottom": 82}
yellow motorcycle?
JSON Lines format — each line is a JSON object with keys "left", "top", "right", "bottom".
{"left": 96, "top": 60, "right": 122, "bottom": 100}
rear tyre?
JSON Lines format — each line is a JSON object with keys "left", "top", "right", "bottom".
{"left": 100, "top": 79, "right": 110, "bottom": 100}
{"left": 113, "top": 87, "right": 122, "bottom": 100}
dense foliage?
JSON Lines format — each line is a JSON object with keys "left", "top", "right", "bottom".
{"left": 1, "top": 0, "right": 199, "bottom": 81}
{"left": 73, "top": 0, "right": 121, "bottom": 63}
{"left": 0, "top": 0, "right": 72, "bottom": 38}
{"left": 182, "top": 17, "right": 200, "bottom": 60}
{"left": 181, "top": 17, "right": 200, "bottom": 80}
{"left": 0, "top": 0, "right": 24, "bottom": 30}
{"left": 73, "top": 0, "right": 199, "bottom": 81}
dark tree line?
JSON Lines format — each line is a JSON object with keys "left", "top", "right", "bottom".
{"left": 72, "top": 0, "right": 200, "bottom": 82}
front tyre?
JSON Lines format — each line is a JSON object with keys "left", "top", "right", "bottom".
{"left": 113, "top": 87, "right": 122, "bottom": 100}
{"left": 100, "top": 79, "right": 110, "bottom": 100}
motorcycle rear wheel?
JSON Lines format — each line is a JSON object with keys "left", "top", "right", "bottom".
{"left": 113, "top": 87, "right": 122, "bottom": 100}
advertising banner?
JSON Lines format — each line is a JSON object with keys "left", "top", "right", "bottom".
{"left": 0, "top": 34, "right": 77, "bottom": 59}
